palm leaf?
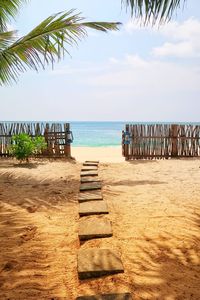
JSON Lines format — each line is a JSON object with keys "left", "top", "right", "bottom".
{"left": 0, "top": 30, "right": 17, "bottom": 49}
{"left": 122, "top": 0, "right": 185, "bottom": 23}
{"left": 0, "top": 0, "right": 28, "bottom": 31}
{"left": 0, "top": 10, "right": 120, "bottom": 85}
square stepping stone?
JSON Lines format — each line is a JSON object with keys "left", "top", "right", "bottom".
{"left": 81, "top": 177, "right": 101, "bottom": 183}
{"left": 78, "top": 248, "right": 124, "bottom": 279}
{"left": 83, "top": 162, "right": 99, "bottom": 167}
{"left": 76, "top": 293, "right": 132, "bottom": 300}
{"left": 79, "top": 201, "right": 108, "bottom": 216}
{"left": 80, "top": 182, "right": 102, "bottom": 191}
{"left": 81, "top": 171, "right": 98, "bottom": 177}
{"left": 79, "top": 191, "right": 103, "bottom": 203}
{"left": 78, "top": 216, "right": 112, "bottom": 240}
{"left": 82, "top": 166, "right": 98, "bottom": 171}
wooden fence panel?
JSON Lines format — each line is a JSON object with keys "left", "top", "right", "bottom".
{"left": 122, "top": 124, "right": 200, "bottom": 160}
{"left": 0, "top": 122, "right": 72, "bottom": 157}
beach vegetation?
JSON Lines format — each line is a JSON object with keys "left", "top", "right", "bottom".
{"left": 10, "top": 133, "right": 47, "bottom": 162}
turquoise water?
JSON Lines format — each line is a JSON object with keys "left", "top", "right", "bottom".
{"left": 70, "top": 121, "right": 200, "bottom": 147}
{"left": 3, "top": 121, "right": 200, "bottom": 147}
{"left": 71, "top": 122, "right": 126, "bottom": 147}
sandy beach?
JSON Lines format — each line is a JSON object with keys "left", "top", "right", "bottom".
{"left": 0, "top": 147, "right": 200, "bottom": 299}
{"left": 72, "top": 146, "right": 124, "bottom": 163}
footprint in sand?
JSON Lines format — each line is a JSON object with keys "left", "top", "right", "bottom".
{"left": 26, "top": 206, "right": 38, "bottom": 213}
{"left": 2, "top": 260, "right": 18, "bottom": 272}
{"left": 20, "top": 225, "right": 37, "bottom": 242}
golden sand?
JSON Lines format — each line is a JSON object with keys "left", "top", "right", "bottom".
{"left": 0, "top": 148, "right": 199, "bottom": 299}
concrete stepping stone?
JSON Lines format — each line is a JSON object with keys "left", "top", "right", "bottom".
{"left": 79, "top": 191, "right": 103, "bottom": 203}
{"left": 78, "top": 248, "right": 124, "bottom": 279}
{"left": 85, "top": 160, "right": 99, "bottom": 164}
{"left": 81, "top": 171, "right": 98, "bottom": 177}
{"left": 79, "top": 201, "right": 108, "bottom": 216}
{"left": 80, "top": 182, "right": 102, "bottom": 191}
{"left": 76, "top": 293, "right": 132, "bottom": 300}
{"left": 83, "top": 162, "right": 99, "bottom": 167}
{"left": 78, "top": 216, "right": 112, "bottom": 240}
{"left": 81, "top": 176, "right": 101, "bottom": 183}
{"left": 82, "top": 166, "right": 98, "bottom": 171}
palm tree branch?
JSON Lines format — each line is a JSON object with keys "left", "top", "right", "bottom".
{"left": 0, "top": 30, "right": 17, "bottom": 49}
{"left": 122, "top": 0, "right": 186, "bottom": 23}
{"left": 0, "top": 0, "right": 28, "bottom": 31}
{"left": 0, "top": 10, "right": 120, "bottom": 85}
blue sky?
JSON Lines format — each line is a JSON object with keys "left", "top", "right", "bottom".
{"left": 1, "top": 0, "right": 200, "bottom": 122}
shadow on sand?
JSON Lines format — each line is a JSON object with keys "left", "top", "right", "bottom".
{"left": 0, "top": 159, "right": 80, "bottom": 299}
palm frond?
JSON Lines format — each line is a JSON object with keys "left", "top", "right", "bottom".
{"left": 0, "top": 0, "right": 28, "bottom": 31}
{"left": 122, "top": 0, "right": 185, "bottom": 23}
{"left": 0, "top": 30, "right": 17, "bottom": 49}
{"left": 0, "top": 10, "right": 120, "bottom": 85}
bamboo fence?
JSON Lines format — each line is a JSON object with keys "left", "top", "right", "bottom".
{"left": 122, "top": 124, "right": 200, "bottom": 159}
{"left": 0, "top": 122, "right": 72, "bottom": 157}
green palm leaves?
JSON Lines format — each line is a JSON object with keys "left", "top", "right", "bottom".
{"left": 0, "top": 0, "right": 28, "bottom": 31}
{"left": 122, "top": 0, "right": 185, "bottom": 23}
{"left": 0, "top": 2, "right": 120, "bottom": 85}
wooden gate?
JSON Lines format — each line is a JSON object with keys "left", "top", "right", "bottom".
{"left": 0, "top": 122, "right": 73, "bottom": 157}
{"left": 122, "top": 124, "right": 200, "bottom": 160}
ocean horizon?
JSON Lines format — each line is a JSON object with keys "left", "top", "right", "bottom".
{"left": 2, "top": 121, "right": 200, "bottom": 147}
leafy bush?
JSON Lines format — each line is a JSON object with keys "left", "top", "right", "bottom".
{"left": 10, "top": 133, "right": 47, "bottom": 162}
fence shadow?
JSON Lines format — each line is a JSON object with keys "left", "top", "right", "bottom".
{"left": 0, "top": 157, "right": 76, "bottom": 169}
{"left": 0, "top": 160, "right": 80, "bottom": 299}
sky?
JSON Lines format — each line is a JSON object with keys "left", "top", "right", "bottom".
{"left": 1, "top": 0, "right": 200, "bottom": 122}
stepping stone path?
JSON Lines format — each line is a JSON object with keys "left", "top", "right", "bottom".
{"left": 76, "top": 293, "right": 132, "bottom": 300}
{"left": 80, "top": 182, "right": 102, "bottom": 191}
{"left": 79, "top": 216, "right": 112, "bottom": 240}
{"left": 82, "top": 166, "right": 98, "bottom": 171}
{"left": 83, "top": 162, "right": 99, "bottom": 166}
{"left": 78, "top": 248, "right": 124, "bottom": 279}
{"left": 80, "top": 171, "right": 98, "bottom": 177}
{"left": 79, "top": 200, "right": 109, "bottom": 216}
{"left": 76, "top": 161, "right": 130, "bottom": 298}
{"left": 81, "top": 176, "right": 100, "bottom": 183}
{"left": 78, "top": 191, "right": 103, "bottom": 202}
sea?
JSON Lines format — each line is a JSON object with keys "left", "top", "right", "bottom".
{"left": 70, "top": 121, "right": 200, "bottom": 147}
{"left": 71, "top": 121, "right": 126, "bottom": 147}
{"left": 3, "top": 121, "right": 200, "bottom": 147}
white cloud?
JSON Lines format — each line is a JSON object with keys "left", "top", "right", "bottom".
{"left": 153, "top": 41, "right": 197, "bottom": 57}
{"left": 2, "top": 53, "right": 200, "bottom": 122}
{"left": 153, "top": 18, "right": 200, "bottom": 58}
{"left": 85, "top": 54, "right": 200, "bottom": 93}
{"left": 124, "top": 19, "right": 143, "bottom": 33}
{"left": 124, "top": 17, "right": 161, "bottom": 34}
{"left": 124, "top": 17, "right": 200, "bottom": 58}
{"left": 49, "top": 62, "right": 108, "bottom": 76}
{"left": 72, "top": 54, "right": 200, "bottom": 121}
{"left": 158, "top": 18, "right": 200, "bottom": 41}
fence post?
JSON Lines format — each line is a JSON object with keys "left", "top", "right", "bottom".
{"left": 124, "top": 124, "right": 130, "bottom": 160}
{"left": 43, "top": 124, "right": 50, "bottom": 156}
{"left": 122, "top": 130, "right": 125, "bottom": 157}
{"left": 171, "top": 124, "right": 178, "bottom": 157}
{"left": 64, "top": 123, "right": 71, "bottom": 157}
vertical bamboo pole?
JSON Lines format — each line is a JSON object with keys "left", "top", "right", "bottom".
{"left": 64, "top": 123, "right": 71, "bottom": 157}
{"left": 124, "top": 124, "right": 129, "bottom": 160}
{"left": 171, "top": 124, "right": 178, "bottom": 157}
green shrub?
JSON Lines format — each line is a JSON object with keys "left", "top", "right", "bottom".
{"left": 10, "top": 133, "right": 47, "bottom": 162}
